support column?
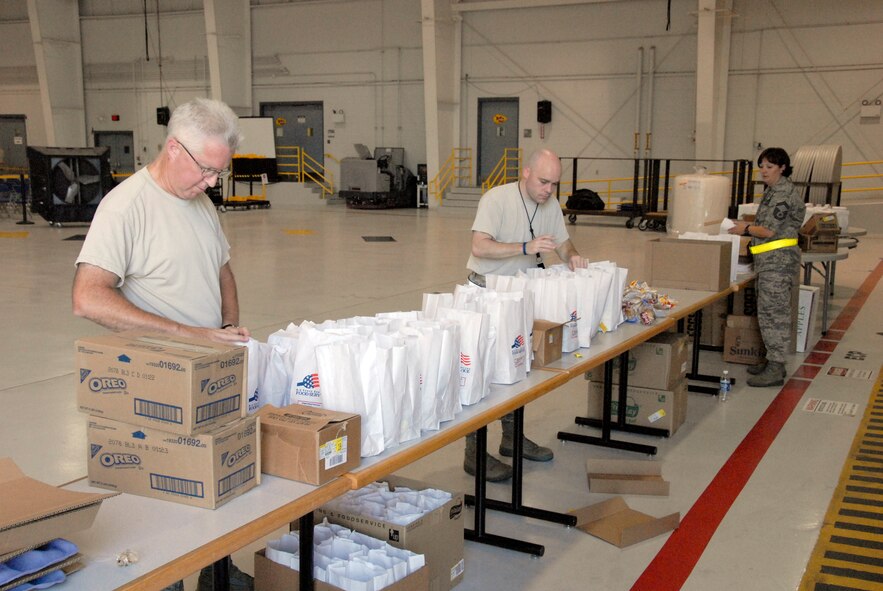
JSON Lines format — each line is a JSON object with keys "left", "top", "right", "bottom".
{"left": 421, "top": 0, "right": 459, "bottom": 208}
{"left": 204, "top": 0, "right": 252, "bottom": 115}
{"left": 27, "top": 0, "right": 86, "bottom": 146}
{"left": 694, "top": 0, "right": 732, "bottom": 161}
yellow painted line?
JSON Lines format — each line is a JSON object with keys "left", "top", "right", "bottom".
{"left": 284, "top": 229, "right": 314, "bottom": 236}
{"left": 0, "top": 231, "right": 28, "bottom": 239}
{"left": 800, "top": 365, "right": 883, "bottom": 591}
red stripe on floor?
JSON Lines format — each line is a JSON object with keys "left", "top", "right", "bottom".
{"left": 631, "top": 260, "right": 883, "bottom": 591}
{"left": 814, "top": 340, "right": 838, "bottom": 352}
{"left": 793, "top": 365, "right": 822, "bottom": 380}
{"left": 803, "top": 351, "right": 831, "bottom": 365}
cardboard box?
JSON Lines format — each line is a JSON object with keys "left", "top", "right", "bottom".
{"left": 723, "top": 315, "right": 766, "bottom": 365}
{"left": 586, "top": 333, "right": 687, "bottom": 390}
{"left": 257, "top": 404, "right": 361, "bottom": 485}
{"left": 0, "top": 555, "right": 83, "bottom": 591}
{"left": 254, "top": 548, "right": 429, "bottom": 591}
{"left": 646, "top": 238, "right": 732, "bottom": 292}
{"left": 586, "top": 379, "right": 688, "bottom": 435}
{"left": 76, "top": 333, "right": 247, "bottom": 435}
{"left": 316, "top": 476, "right": 464, "bottom": 591}
{"left": 586, "top": 459, "right": 670, "bottom": 496}
{"left": 570, "top": 497, "right": 680, "bottom": 548}
{"left": 86, "top": 415, "right": 259, "bottom": 509}
{"left": 797, "top": 285, "right": 820, "bottom": 353}
{"left": 532, "top": 319, "right": 563, "bottom": 368}
{"left": 0, "top": 458, "right": 118, "bottom": 556}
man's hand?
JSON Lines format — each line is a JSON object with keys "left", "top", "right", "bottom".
{"left": 567, "top": 254, "right": 588, "bottom": 270}
{"left": 182, "top": 325, "right": 251, "bottom": 345}
{"left": 527, "top": 234, "right": 558, "bottom": 255}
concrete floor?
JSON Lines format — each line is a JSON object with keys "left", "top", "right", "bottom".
{"left": 1, "top": 185, "right": 880, "bottom": 590}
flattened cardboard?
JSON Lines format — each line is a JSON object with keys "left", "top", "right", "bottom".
{"left": 646, "top": 238, "right": 731, "bottom": 292}
{"left": 254, "top": 549, "right": 430, "bottom": 591}
{"left": 531, "top": 319, "right": 563, "bottom": 368}
{"left": 316, "top": 475, "right": 464, "bottom": 591}
{"left": 0, "top": 457, "right": 118, "bottom": 555}
{"left": 76, "top": 332, "right": 247, "bottom": 435}
{"left": 86, "top": 415, "right": 259, "bottom": 509}
{"left": 257, "top": 404, "right": 361, "bottom": 485}
{"left": 570, "top": 497, "right": 679, "bottom": 548}
{"left": 586, "top": 459, "right": 670, "bottom": 496}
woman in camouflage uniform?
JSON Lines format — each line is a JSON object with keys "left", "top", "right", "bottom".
{"left": 729, "top": 148, "right": 805, "bottom": 387}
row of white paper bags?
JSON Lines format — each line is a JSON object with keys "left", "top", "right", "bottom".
{"left": 321, "top": 481, "right": 453, "bottom": 526}
{"left": 267, "top": 519, "right": 425, "bottom": 591}
{"left": 244, "top": 286, "right": 535, "bottom": 456}
{"left": 495, "top": 262, "right": 629, "bottom": 351}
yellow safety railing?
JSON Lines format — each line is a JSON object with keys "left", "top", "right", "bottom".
{"left": 275, "top": 145, "right": 335, "bottom": 198}
{"left": 482, "top": 148, "right": 522, "bottom": 191}
{"left": 429, "top": 148, "right": 472, "bottom": 203}
{"left": 840, "top": 160, "right": 883, "bottom": 196}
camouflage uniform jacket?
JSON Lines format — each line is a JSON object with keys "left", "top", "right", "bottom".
{"left": 751, "top": 176, "right": 805, "bottom": 274}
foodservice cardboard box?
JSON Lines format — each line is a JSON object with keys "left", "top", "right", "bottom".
{"left": 531, "top": 319, "right": 563, "bottom": 368}
{"left": 646, "top": 238, "right": 731, "bottom": 292}
{"left": 316, "top": 476, "right": 464, "bottom": 591}
{"left": 723, "top": 315, "right": 766, "bottom": 365}
{"left": 86, "top": 415, "right": 259, "bottom": 509}
{"left": 586, "top": 379, "right": 688, "bottom": 435}
{"left": 0, "top": 458, "right": 118, "bottom": 556}
{"left": 797, "top": 285, "right": 820, "bottom": 353}
{"left": 586, "top": 459, "right": 670, "bottom": 496}
{"left": 76, "top": 333, "right": 247, "bottom": 435}
{"left": 254, "top": 548, "right": 430, "bottom": 591}
{"left": 586, "top": 333, "right": 687, "bottom": 390}
{"left": 570, "top": 497, "right": 680, "bottom": 548}
{"left": 257, "top": 404, "right": 361, "bottom": 485}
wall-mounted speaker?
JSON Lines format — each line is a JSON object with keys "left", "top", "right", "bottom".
{"left": 156, "top": 106, "right": 170, "bottom": 126}
{"left": 537, "top": 100, "right": 552, "bottom": 124}
{"left": 26, "top": 146, "right": 115, "bottom": 224}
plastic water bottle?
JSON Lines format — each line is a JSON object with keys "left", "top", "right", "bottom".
{"left": 719, "top": 370, "right": 731, "bottom": 402}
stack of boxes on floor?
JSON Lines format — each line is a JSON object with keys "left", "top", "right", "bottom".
{"left": 75, "top": 333, "right": 259, "bottom": 509}
{"left": 585, "top": 332, "right": 690, "bottom": 435}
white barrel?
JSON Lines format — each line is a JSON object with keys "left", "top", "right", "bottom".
{"left": 668, "top": 168, "right": 731, "bottom": 236}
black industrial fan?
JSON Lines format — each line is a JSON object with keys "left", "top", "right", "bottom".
{"left": 27, "top": 146, "right": 115, "bottom": 225}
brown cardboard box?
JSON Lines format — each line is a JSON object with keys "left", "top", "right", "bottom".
{"left": 646, "top": 238, "right": 732, "bottom": 291}
{"left": 586, "top": 459, "right": 670, "bottom": 496}
{"left": 76, "top": 333, "right": 247, "bottom": 435}
{"left": 316, "top": 476, "right": 464, "bottom": 591}
{"left": 586, "top": 333, "right": 687, "bottom": 390}
{"left": 586, "top": 379, "right": 688, "bottom": 435}
{"left": 532, "top": 319, "right": 563, "bottom": 368}
{"left": 0, "top": 458, "right": 117, "bottom": 556}
{"left": 257, "top": 404, "right": 361, "bottom": 485}
{"left": 86, "top": 415, "right": 259, "bottom": 509}
{"left": 723, "top": 315, "right": 766, "bottom": 365}
{"left": 570, "top": 497, "right": 679, "bottom": 548}
{"left": 254, "top": 548, "right": 430, "bottom": 591}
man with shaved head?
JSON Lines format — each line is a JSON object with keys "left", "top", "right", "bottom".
{"left": 465, "top": 148, "right": 587, "bottom": 481}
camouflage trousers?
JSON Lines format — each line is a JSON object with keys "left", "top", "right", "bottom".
{"left": 757, "top": 269, "right": 796, "bottom": 364}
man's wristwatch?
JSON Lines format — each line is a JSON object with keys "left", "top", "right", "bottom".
{"left": 221, "top": 323, "right": 236, "bottom": 329}
{"left": 743, "top": 225, "right": 751, "bottom": 236}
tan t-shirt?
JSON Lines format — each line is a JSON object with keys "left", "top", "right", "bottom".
{"left": 466, "top": 182, "right": 570, "bottom": 276}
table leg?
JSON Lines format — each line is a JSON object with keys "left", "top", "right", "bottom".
{"left": 299, "top": 512, "right": 314, "bottom": 591}
{"left": 464, "top": 425, "right": 546, "bottom": 556}
{"left": 210, "top": 557, "right": 229, "bottom": 591}
{"left": 685, "top": 309, "right": 735, "bottom": 394}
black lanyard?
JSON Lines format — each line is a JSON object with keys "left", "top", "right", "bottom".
{"left": 517, "top": 183, "right": 545, "bottom": 268}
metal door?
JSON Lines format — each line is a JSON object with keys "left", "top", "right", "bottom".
{"left": 260, "top": 102, "right": 324, "bottom": 182}
{"left": 0, "top": 115, "right": 28, "bottom": 169}
{"left": 477, "top": 98, "right": 519, "bottom": 183}
{"left": 94, "top": 131, "right": 135, "bottom": 175}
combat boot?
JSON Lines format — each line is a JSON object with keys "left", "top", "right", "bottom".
{"left": 500, "top": 420, "right": 554, "bottom": 462}
{"left": 747, "top": 360, "right": 767, "bottom": 375}
{"left": 464, "top": 433, "right": 512, "bottom": 482}
{"left": 747, "top": 361, "right": 786, "bottom": 388}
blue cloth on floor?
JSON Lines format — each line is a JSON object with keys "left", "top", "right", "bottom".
{"left": 0, "top": 540, "right": 78, "bottom": 586}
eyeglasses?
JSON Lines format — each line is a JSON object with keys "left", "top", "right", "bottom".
{"left": 176, "top": 139, "right": 230, "bottom": 180}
